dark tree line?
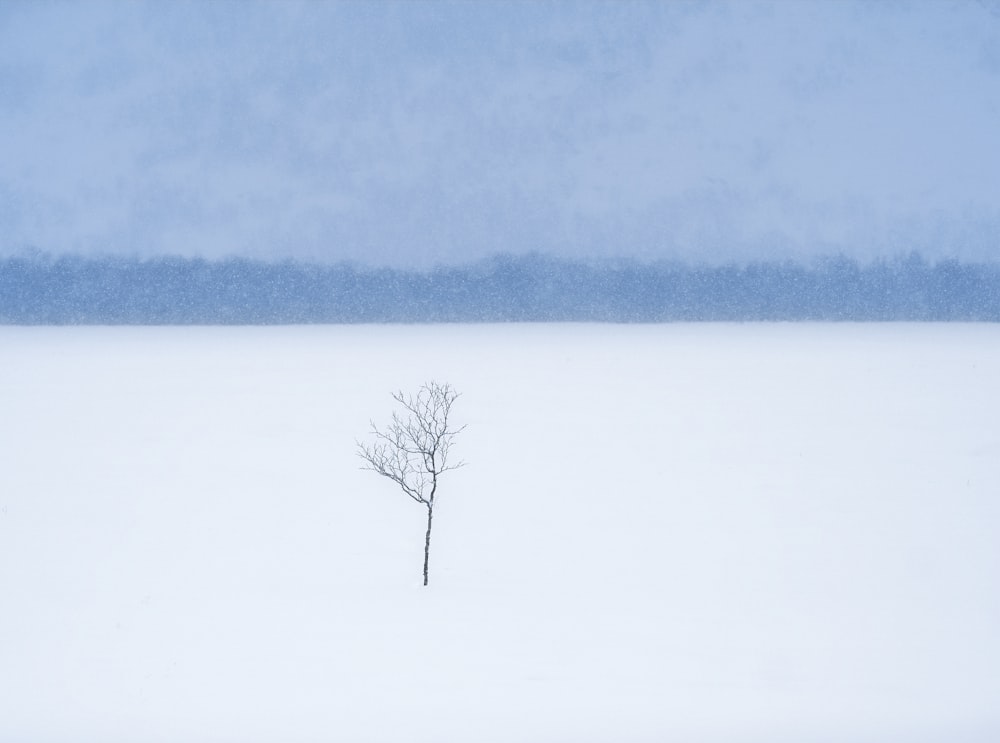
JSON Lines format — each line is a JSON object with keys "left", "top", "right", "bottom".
{"left": 1, "top": 251, "right": 998, "bottom": 323}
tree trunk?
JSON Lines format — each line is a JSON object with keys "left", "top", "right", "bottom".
{"left": 423, "top": 504, "right": 433, "bottom": 586}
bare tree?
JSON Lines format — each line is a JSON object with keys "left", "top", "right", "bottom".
{"left": 357, "top": 382, "right": 465, "bottom": 586}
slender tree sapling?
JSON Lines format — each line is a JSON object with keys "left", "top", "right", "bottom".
{"left": 357, "top": 382, "right": 465, "bottom": 586}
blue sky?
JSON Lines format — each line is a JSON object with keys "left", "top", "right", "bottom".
{"left": 1, "top": 0, "right": 999, "bottom": 267}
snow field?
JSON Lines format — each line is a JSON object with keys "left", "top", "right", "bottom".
{"left": 1, "top": 324, "right": 998, "bottom": 742}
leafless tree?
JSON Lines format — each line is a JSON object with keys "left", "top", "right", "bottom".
{"left": 357, "top": 382, "right": 465, "bottom": 586}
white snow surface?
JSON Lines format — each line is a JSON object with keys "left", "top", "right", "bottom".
{"left": 1, "top": 324, "right": 998, "bottom": 743}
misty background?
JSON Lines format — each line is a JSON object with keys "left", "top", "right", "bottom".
{"left": 2, "top": 0, "right": 1000, "bottom": 268}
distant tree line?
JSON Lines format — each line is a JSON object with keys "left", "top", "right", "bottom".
{"left": 1, "top": 251, "right": 998, "bottom": 323}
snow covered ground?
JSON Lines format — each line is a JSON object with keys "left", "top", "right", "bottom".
{"left": 1, "top": 324, "right": 998, "bottom": 743}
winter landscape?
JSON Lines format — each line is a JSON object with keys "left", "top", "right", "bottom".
{"left": 2, "top": 323, "right": 998, "bottom": 742}
{"left": 4, "top": 2, "right": 1000, "bottom": 740}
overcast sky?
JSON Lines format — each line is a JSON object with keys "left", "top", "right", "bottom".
{"left": 2, "top": 0, "right": 999, "bottom": 267}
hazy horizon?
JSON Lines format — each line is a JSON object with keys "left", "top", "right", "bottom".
{"left": 3, "top": 0, "right": 1000, "bottom": 267}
